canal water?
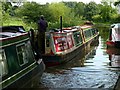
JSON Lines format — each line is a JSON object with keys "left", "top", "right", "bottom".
{"left": 38, "top": 27, "right": 120, "bottom": 89}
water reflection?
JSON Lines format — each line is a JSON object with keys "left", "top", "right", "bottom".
{"left": 39, "top": 27, "right": 120, "bottom": 89}
{"left": 106, "top": 47, "right": 120, "bottom": 70}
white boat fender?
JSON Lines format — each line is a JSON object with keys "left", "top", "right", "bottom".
{"left": 37, "top": 58, "right": 42, "bottom": 64}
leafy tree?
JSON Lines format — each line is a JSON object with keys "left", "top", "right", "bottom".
{"left": 48, "top": 3, "right": 71, "bottom": 22}
{"left": 74, "top": 2, "right": 85, "bottom": 18}
{"left": 1, "top": 2, "right": 13, "bottom": 25}
{"left": 63, "top": 1, "right": 77, "bottom": 8}
{"left": 100, "top": 1, "right": 115, "bottom": 22}
{"left": 0, "top": 2, "right": 2, "bottom": 26}
{"left": 47, "top": 2, "right": 75, "bottom": 28}
{"left": 2, "top": 2, "right": 13, "bottom": 15}
{"left": 15, "top": 2, "right": 44, "bottom": 23}
{"left": 114, "top": 1, "right": 120, "bottom": 6}
{"left": 84, "top": 1, "right": 99, "bottom": 21}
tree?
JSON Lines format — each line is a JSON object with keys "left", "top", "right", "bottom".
{"left": 114, "top": 1, "right": 120, "bottom": 6}
{"left": 2, "top": 2, "right": 12, "bottom": 15}
{"left": 100, "top": 1, "right": 115, "bottom": 22}
{"left": 0, "top": 2, "right": 2, "bottom": 26}
{"left": 74, "top": 2, "right": 85, "bottom": 18}
{"left": 15, "top": 2, "right": 44, "bottom": 23}
{"left": 1, "top": 2, "right": 13, "bottom": 25}
{"left": 48, "top": 2, "right": 71, "bottom": 22}
{"left": 84, "top": 1, "right": 99, "bottom": 21}
{"left": 63, "top": 1, "right": 77, "bottom": 8}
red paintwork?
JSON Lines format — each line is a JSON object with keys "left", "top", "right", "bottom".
{"left": 106, "top": 41, "right": 115, "bottom": 47}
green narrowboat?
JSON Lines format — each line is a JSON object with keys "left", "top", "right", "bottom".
{"left": 0, "top": 26, "right": 45, "bottom": 89}
{"left": 37, "top": 23, "right": 99, "bottom": 67}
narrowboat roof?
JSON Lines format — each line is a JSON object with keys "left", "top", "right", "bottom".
{"left": 63, "top": 26, "right": 80, "bottom": 32}
{"left": 0, "top": 32, "right": 27, "bottom": 39}
{"left": 49, "top": 26, "right": 80, "bottom": 33}
{"left": 0, "top": 32, "right": 29, "bottom": 47}
{"left": 111, "top": 23, "right": 120, "bottom": 29}
{"left": 0, "top": 26, "right": 29, "bottom": 47}
{"left": 63, "top": 28, "right": 79, "bottom": 32}
{"left": 80, "top": 25, "right": 93, "bottom": 29}
{"left": 0, "top": 26, "right": 27, "bottom": 39}
{"left": 0, "top": 26, "right": 26, "bottom": 33}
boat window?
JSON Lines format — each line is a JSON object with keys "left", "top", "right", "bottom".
{"left": 73, "top": 31, "right": 83, "bottom": 46}
{"left": 25, "top": 41, "right": 35, "bottom": 62}
{"left": 0, "top": 49, "right": 8, "bottom": 76}
{"left": 91, "top": 29, "right": 96, "bottom": 35}
{"left": 84, "top": 29, "right": 90, "bottom": 39}
{"left": 45, "top": 33, "right": 50, "bottom": 47}
{"left": 84, "top": 29, "right": 93, "bottom": 40}
{"left": 16, "top": 43, "right": 28, "bottom": 66}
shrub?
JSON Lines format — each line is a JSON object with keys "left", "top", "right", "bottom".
{"left": 92, "top": 15, "right": 102, "bottom": 22}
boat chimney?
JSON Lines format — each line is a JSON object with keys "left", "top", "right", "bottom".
{"left": 60, "top": 16, "right": 62, "bottom": 32}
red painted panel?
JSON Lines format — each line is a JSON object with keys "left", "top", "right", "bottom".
{"left": 53, "top": 33, "right": 74, "bottom": 52}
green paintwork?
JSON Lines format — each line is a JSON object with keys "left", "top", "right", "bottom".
{"left": 0, "top": 33, "right": 38, "bottom": 89}
{"left": 1, "top": 62, "right": 37, "bottom": 89}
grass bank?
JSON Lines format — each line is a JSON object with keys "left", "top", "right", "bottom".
{"left": 3, "top": 17, "right": 37, "bottom": 31}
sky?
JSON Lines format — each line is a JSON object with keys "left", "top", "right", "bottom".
{"left": 27, "top": 0, "right": 102, "bottom": 4}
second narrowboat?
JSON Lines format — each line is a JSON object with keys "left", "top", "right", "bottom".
{"left": 34, "top": 22, "right": 99, "bottom": 67}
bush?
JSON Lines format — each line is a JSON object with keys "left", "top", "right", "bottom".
{"left": 92, "top": 15, "right": 102, "bottom": 22}
{"left": 110, "top": 14, "right": 120, "bottom": 23}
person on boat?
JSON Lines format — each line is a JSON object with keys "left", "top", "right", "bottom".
{"left": 37, "top": 15, "right": 48, "bottom": 54}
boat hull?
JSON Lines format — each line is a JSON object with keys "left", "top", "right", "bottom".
{"left": 43, "top": 44, "right": 85, "bottom": 67}
{"left": 106, "top": 41, "right": 120, "bottom": 48}
{"left": 3, "top": 61, "right": 45, "bottom": 89}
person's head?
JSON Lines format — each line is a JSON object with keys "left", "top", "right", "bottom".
{"left": 40, "top": 15, "right": 44, "bottom": 20}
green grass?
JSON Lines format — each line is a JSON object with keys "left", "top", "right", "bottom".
{"left": 2, "top": 17, "right": 37, "bottom": 31}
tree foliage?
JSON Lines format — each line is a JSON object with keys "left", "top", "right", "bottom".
{"left": 48, "top": 3, "right": 71, "bottom": 22}
{"left": 74, "top": 2, "right": 85, "bottom": 18}
{"left": 2, "top": 1, "right": 118, "bottom": 29}
{"left": 84, "top": 1, "right": 99, "bottom": 21}
{"left": 114, "top": 0, "right": 120, "bottom": 6}
{"left": 100, "top": 2, "right": 111, "bottom": 22}
{"left": 0, "top": 3, "right": 2, "bottom": 26}
{"left": 15, "top": 2, "right": 43, "bottom": 23}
